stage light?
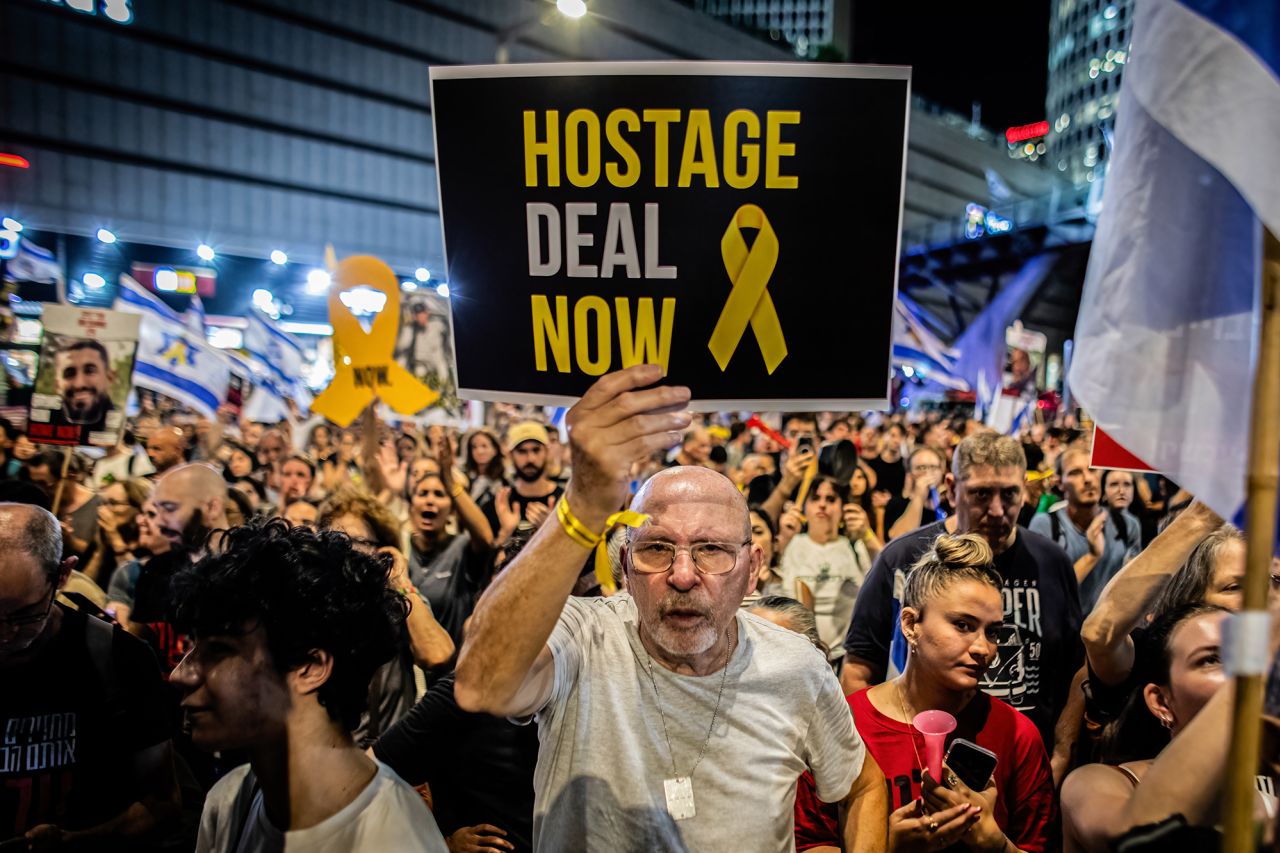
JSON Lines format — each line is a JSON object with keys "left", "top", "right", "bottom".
{"left": 305, "top": 269, "right": 331, "bottom": 295}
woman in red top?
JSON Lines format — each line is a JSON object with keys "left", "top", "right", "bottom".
{"left": 795, "top": 532, "right": 1056, "bottom": 852}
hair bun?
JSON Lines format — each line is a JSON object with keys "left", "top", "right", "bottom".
{"left": 931, "top": 533, "right": 994, "bottom": 571}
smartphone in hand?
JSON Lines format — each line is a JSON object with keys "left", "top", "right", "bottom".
{"left": 944, "top": 738, "right": 998, "bottom": 791}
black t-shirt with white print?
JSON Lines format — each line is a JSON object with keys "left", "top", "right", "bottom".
{"left": 1, "top": 606, "right": 171, "bottom": 844}
{"left": 843, "top": 521, "right": 1084, "bottom": 747}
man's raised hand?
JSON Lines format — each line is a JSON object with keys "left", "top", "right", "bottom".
{"left": 564, "top": 365, "right": 691, "bottom": 530}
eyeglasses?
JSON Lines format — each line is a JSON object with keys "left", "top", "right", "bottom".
{"left": 0, "top": 585, "right": 56, "bottom": 631}
{"left": 629, "top": 540, "right": 750, "bottom": 575}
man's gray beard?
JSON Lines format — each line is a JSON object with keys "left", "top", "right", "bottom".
{"left": 646, "top": 616, "right": 718, "bottom": 661}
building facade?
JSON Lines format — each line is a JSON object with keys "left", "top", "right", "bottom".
{"left": 687, "top": 0, "right": 838, "bottom": 57}
{"left": 0, "top": 0, "right": 790, "bottom": 322}
{"left": 1046, "top": 0, "right": 1134, "bottom": 186}
{"left": 2, "top": 0, "right": 1065, "bottom": 334}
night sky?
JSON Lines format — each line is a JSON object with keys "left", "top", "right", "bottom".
{"left": 849, "top": 3, "right": 1051, "bottom": 132}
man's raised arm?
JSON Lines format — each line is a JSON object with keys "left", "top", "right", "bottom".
{"left": 454, "top": 365, "right": 691, "bottom": 716}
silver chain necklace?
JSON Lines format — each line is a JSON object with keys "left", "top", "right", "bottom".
{"left": 642, "top": 621, "right": 735, "bottom": 821}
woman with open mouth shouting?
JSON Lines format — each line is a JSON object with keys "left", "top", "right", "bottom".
{"left": 407, "top": 437, "right": 495, "bottom": 648}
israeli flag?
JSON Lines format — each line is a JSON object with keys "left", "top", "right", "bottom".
{"left": 114, "top": 275, "right": 230, "bottom": 420}
{"left": 230, "top": 349, "right": 292, "bottom": 424}
{"left": 243, "top": 311, "right": 308, "bottom": 401}
{"left": 1069, "top": 0, "right": 1279, "bottom": 521}
{"left": 892, "top": 296, "right": 969, "bottom": 392}
{"left": 5, "top": 238, "right": 62, "bottom": 286}
{"left": 185, "top": 292, "right": 207, "bottom": 338}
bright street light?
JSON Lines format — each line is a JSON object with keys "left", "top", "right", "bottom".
{"left": 2, "top": 217, "right": 21, "bottom": 232}
{"left": 271, "top": 249, "right": 288, "bottom": 265}
{"left": 415, "top": 267, "right": 431, "bottom": 282}
{"left": 83, "top": 273, "right": 106, "bottom": 289}
{"left": 96, "top": 228, "right": 116, "bottom": 244}
{"left": 436, "top": 282, "right": 450, "bottom": 298}
{"left": 557, "top": 0, "right": 587, "bottom": 18}
{"left": 305, "top": 269, "right": 331, "bottom": 295}
{"left": 196, "top": 243, "right": 215, "bottom": 261}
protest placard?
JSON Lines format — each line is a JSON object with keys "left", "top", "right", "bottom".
{"left": 430, "top": 62, "right": 910, "bottom": 409}
{"left": 28, "top": 305, "right": 140, "bottom": 447}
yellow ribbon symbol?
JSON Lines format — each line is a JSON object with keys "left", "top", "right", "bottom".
{"left": 707, "top": 204, "right": 788, "bottom": 374}
{"left": 310, "top": 254, "right": 439, "bottom": 427}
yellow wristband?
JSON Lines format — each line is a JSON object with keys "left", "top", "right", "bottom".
{"left": 555, "top": 499, "right": 650, "bottom": 595}
{"left": 556, "top": 498, "right": 601, "bottom": 549}
{"left": 451, "top": 481, "right": 465, "bottom": 497}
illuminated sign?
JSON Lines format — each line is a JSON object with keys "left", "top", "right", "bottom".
{"left": 0, "top": 154, "right": 30, "bottom": 169}
{"left": 1005, "top": 121, "right": 1050, "bottom": 145}
{"left": 153, "top": 267, "right": 197, "bottom": 294}
{"left": 131, "top": 262, "right": 216, "bottom": 297}
{"left": 38, "top": 0, "right": 133, "bottom": 24}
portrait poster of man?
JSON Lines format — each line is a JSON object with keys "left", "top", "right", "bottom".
{"left": 28, "top": 305, "right": 140, "bottom": 447}
{"left": 392, "top": 289, "right": 462, "bottom": 415}
{"left": 1002, "top": 323, "right": 1047, "bottom": 400}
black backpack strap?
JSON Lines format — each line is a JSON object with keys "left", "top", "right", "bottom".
{"left": 83, "top": 613, "right": 125, "bottom": 722}
{"left": 1050, "top": 509, "right": 1063, "bottom": 545}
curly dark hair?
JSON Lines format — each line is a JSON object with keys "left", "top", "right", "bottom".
{"left": 170, "top": 518, "right": 407, "bottom": 731}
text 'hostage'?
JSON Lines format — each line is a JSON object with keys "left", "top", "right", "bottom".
{"left": 522, "top": 108, "right": 800, "bottom": 378}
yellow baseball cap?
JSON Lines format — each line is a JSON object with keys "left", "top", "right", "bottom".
{"left": 507, "top": 420, "right": 550, "bottom": 451}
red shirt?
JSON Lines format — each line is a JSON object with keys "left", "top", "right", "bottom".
{"left": 795, "top": 689, "right": 1057, "bottom": 853}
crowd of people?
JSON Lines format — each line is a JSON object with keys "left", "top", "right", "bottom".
{"left": 0, "top": 364, "right": 1275, "bottom": 852}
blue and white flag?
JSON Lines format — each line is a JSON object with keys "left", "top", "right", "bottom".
{"left": 243, "top": 311, "right": 307, "bottom": 396}
{"left": 185, "top": 292, "right": 207, "bottom": 338}
{"left": 114, "top": 275, "right": 230, "bottom": 420}
{"left": 892, "top": 296, "right": 969, "bottom": 392}
{"left": 5, "top": 238, "right": 62, "bottom": 286}
{"left": 231, "top": 350, "right": 293, "bottom": 424}
{"left": 1070, "top": 0, "right": 1279, "bottom": 521}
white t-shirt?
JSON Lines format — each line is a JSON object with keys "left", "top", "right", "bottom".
{"left": 195, "top": 760, "right": 447, "bottom": 853}
{"left": 536, "top": 594, "right": 864, "bottom": 852}
{"left": 91, "top": 448, "right": 154, "bottom": 488}
{"left": 777, "top": 533, "right": 869, "bottom": 657}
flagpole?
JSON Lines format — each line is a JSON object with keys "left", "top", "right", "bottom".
{"left": 1224, "top": 227, "right": 1280, "bottom": 852}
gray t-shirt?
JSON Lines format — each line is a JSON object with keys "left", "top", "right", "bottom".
{"left": 535, "top": 594, "right": 864, "bottom": 852}
{"left": 1029, "top": 508, "right": 1140, "bottom": 612}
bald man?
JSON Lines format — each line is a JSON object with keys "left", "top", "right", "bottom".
{"left": 150, "top": 463, "right": 230, "bottom": 553}
{"left": 0, "top": 503, "right": 179, "bottom": 847}
{"left": 145, "top": 426, "right": 188, "bottom": 476}
{"left": 671, "top": 426, "right": 712, "bottom": 467}
{"left": 456, "top": 367, "right": 886, "bottom": 853}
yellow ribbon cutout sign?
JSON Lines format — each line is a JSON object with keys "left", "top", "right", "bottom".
{"left": 310, "top": 254, "right": 439, "bottom": 427}
{"left": 707, "top": 204, "right": 788, "bottom": 374}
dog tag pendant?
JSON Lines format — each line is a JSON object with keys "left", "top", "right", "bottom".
{"left": 664, "top": 776, "right": 696, "bottom": 820}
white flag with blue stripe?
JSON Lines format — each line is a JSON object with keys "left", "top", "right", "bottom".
{"left": 1070, "top": 0, "right": 1280, "bottom": 520}
{"left": 243, "top": 311, "right": 310, "bottom": 406}
{"left": 185, "top": 293, "right": 207, "bottom": 338}
{"left": 114, "top": 275, "right": 230, "bottom": 420}
{"left": 892, "top": 296, "right": 969, "bottom": 392}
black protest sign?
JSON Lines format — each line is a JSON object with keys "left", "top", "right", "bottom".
{"left": 430, "top": 63, "right": 910, "bottom": 410}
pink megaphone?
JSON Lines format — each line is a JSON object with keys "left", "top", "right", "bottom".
{"left": 912, "top": 710, "right": 957, "bottom": 781}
